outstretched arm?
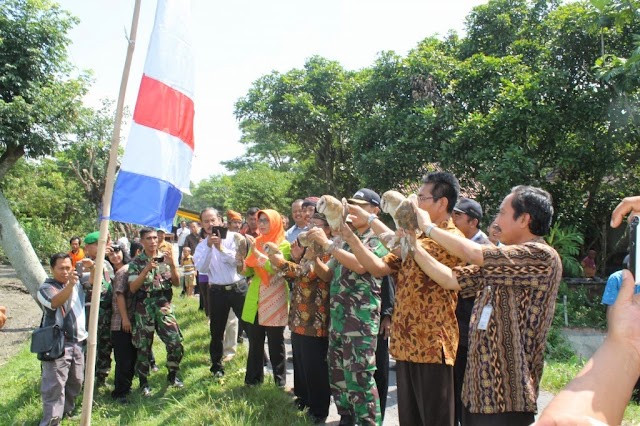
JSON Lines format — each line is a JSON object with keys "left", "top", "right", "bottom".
{"left": 535, "top": 270, "right": 640, "bottom": 426}
{"left": 412, "top": 200, "right": 484, "bottom": 266}
{"left": 340, "top": 225, "right": 392, "bottom": 278}
{"left": 409, "top": 233, "right": 461, "bottom": 291}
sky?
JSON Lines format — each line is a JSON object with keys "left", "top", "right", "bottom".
{"left": 57, "top": 0, "right": 488, "bottom": 184}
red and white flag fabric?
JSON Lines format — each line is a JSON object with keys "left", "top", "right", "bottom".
{"left": 111, "top": 0, "right": 194, "bottom": 230}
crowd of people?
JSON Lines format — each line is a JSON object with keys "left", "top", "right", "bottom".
{"left": 35, "top": 173, "right": 640, "bottom": 426}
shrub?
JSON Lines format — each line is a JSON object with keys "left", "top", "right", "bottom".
{"left": 545, "top": 224, "right": 584, "bottom": 277}
{"left": 21, "top": 217, "right": 68, "bottom": 262}
{"left": 554, "top": 281, "right": 607, "bottom": 329}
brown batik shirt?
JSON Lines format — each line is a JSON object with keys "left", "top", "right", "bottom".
{"left": 454, "top": 238, "right": 562, "bottom": 414}
{"left": 384, "top": 218, "right": 465, "bottom": 365}
{"left": 279, "top": 253, "right": 331, "bottom": 337}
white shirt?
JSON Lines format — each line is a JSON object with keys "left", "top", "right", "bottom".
{"left": 285, "top": 224, "right": 308, "bottom": 243}
{"left": 176, "top": 227, "right": 189, "bottom": 246}
{"left": 193, "top": 231, "right": 243, "bottom": 285}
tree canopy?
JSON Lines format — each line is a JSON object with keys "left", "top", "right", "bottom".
{"left": 222, "top": 0, "right": 640, "bottom": 264}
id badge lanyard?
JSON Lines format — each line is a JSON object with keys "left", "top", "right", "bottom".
{"left": 477, "top": 285, "right": 493, "bottom": 331}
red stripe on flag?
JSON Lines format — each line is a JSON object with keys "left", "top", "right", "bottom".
{"left": 133, "top": 74, "right": 194, "bottom": 150}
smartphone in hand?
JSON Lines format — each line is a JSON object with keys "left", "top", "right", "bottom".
{"left": 630, "top": 215, "right": 639, "bottom": 284}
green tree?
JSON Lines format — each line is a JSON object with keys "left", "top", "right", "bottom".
{"left": 234, "top": 56, "right": 358, "bottom": 196}
{"left": 57, "top": 100, "right": 126, "bottom": 217}
{"left": 0, "top": 0, "right": 88, "bottom": 301}
{"left": 184, "top": 164, "right": 293, "bottom": 216}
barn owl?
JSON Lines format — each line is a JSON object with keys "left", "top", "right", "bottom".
{"left": 380, "top": 190, "right": 406, "bottom": 230}
{"left": 317, "top": 195, "right": 348, "bottom": 232}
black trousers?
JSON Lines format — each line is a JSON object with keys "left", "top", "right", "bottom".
{"left": 198, "top": 274, "right": 208, "bottom": 313}
{"left": 291, "top": 333, "right": 330, "bottom": 418}
{"left": 454, "top": 344, "right": 469, "bottom": 426}
{"left": 110, "top": 329, "right": 136, "bottom": 398}
{"left": 208, "top": 282, "right": 247, "bottom": 373}
{"left": 374, "top": 334, "right": 389, "bottom": 420}
{"left": 462, "top": 407, "right": 534, "bottom": 426}
{"left": 396, "top": 360, "right": 454, "bottom": 426}
{"left": 245, "top": 312, "right": 285, "bottom": 387}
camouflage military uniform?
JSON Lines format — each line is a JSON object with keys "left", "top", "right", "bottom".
{"left": 128, "top": 252, "right": 183, "bottom": 379}
{"left": 328, "top": 228, "right": 388, "bottom": 426}
{"left": 84, "top": 265, "right": 113, "bottom": 382}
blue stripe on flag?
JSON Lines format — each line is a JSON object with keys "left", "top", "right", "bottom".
{"left": 111, "top": 171, "right": 183, "bottom": 230}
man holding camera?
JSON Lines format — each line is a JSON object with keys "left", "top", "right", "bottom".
{"left": 128, "top": 227, "right": 184, "bottom": 394}
{"left": 38, "top": 253, "right": 87, "bottom": 426}
{"left": 194, "top": 208, "right": 247, "bottom": 378}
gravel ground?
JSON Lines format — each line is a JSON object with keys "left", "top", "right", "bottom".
{"left": 0, "top": 265, "right": 41, "bottom": 366}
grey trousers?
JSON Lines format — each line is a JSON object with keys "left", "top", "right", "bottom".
{"left": 40, "top": 341, "right": 85, "bottom": 426}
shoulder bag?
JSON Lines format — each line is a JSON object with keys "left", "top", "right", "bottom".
{"left": 30, "top": 306, "right": 65, "bottom": 361}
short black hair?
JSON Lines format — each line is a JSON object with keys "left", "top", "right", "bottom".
{"left": 50, "top": 252, "right": 71, "bottom": 268}
{"left": 422, "top": 172, "right": 460, "bottom": 213}
{"left": 139, "top": 226, "right": 156, "bottom": 239}
{"left": 69, "top": 236, "right": 81, "bottom": 245}
{"left": 246, "top": 207, "right": 260, "bottom": 216}
{"left": 129, "top": 242, "right": 143, "bottom": 258}
{"left": 510, "top": 185, "right": 554, "bottom": 236}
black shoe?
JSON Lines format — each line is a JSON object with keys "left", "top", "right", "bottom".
{"left": 95, "top": 376, "right": 106, "bottom": 388}
{"left": 211, "top": 369, "right": 224, "bottom": 379}
{"left": 168, "top": 371, "right": 184, "bottom": 388}
{"left": 310, "top": 415, "right": 327, "bottom": 424}
{"left": 113, "top": 395, "right": 128, "bottom": 404}
{"left": 338, "top": 415, "right": 355, "bottom": 426}
{"left": 63, "top": 409, "right": 80, "bottom": 421}
{"left": 293, "top": 397, "right": 306, "bottom": 411}
{"left": 139, "top": 377, "right": 151, "bottom": 396}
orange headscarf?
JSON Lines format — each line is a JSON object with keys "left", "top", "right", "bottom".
{"left": 245, "top": 209, "right": 285, "bottom": 285}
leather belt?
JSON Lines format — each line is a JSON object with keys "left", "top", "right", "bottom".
{"left": 210, "top": 278, "right": 245, "bottom": 291}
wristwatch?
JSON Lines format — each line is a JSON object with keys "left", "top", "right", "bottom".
{"left": 424, "top": 223, "right": 437, "bottom": 238}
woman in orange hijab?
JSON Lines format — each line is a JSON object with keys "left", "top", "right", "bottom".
{"left": 241, "top": 209, "right": 291, "bottom": 387}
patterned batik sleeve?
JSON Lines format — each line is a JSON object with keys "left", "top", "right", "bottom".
{"left": 454, "top": 264, "right": 484, "bottom": 299}
{"left": 382, "top": 252, "right": 402, "bottom": 273}
{"left": 480, "top": 242, "right": 561, "bottom": 288}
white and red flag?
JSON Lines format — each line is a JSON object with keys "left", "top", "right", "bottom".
{"left": 111, "top": 0, "right": 194, "bottom": 230}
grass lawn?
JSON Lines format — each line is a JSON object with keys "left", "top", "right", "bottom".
{"left": 541, "top": 357, "right": 640, "bottom": 425}
{"left": 1, "top": 291, "right": 311, "bottom": 425}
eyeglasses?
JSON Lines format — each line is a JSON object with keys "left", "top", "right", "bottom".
{"left": 258, "top": 218, "right": 270, "bottom": 224}
{"left": 311, "top": 222, "right": 329, "bottom": 228}
{"left": 111, "top": 246, "right": 122, "bottom": 253}
{"left": 418, "top": 196, "right": 435, "bottom": 202}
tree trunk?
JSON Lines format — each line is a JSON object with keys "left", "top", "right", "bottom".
{"left": 0, "top": 191, "right": 47, "bottom": 306}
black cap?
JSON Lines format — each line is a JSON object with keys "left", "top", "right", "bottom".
{"left": 348, "top": 188, "right": 381, "bottom": 206}
{"left": 454, "top": 198, "right": 483, "bottom": 220}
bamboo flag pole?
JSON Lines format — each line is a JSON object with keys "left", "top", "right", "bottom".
{"left": 80, "top": 1, "right": 142, "bottom": 424}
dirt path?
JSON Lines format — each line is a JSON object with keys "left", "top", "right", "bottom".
{"left": 0, "top": 265, "right": 42, "bottom": 366}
